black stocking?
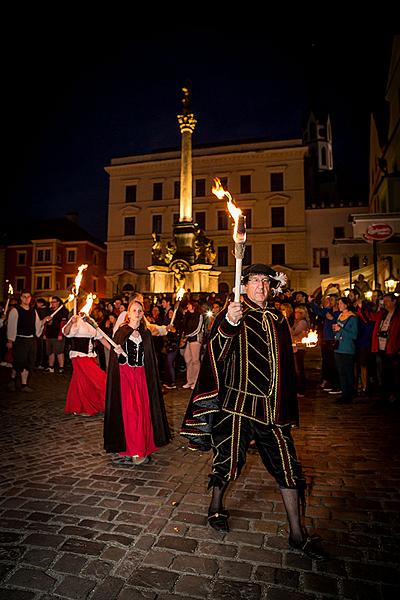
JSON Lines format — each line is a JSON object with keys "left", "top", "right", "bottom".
{"left": 208, "top": 480, "right": 229, "bottom": 514}
{"left": 280, "top": 487, "right": 304, "bottom": 543}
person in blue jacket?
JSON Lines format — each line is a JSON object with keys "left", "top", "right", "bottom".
{"left": 332, "top": 297, "right": 358, "bottom": 404}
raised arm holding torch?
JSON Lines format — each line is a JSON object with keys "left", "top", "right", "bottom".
{"left": 79, "top": 293, "right": 127, "bottom": 358}
{"left": 170, "top": 287, "right": 186, "bottom": 327}
{"left": 212, "top": 178, "right": 246, "bottom": 301}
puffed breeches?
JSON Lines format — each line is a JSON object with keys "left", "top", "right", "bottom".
{"left": 210, "top": 410, "right": 302, "bottom": 489}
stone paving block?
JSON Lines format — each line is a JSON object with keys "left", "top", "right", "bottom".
{"left": 0, "top": 590, "right": 35, "bottom": 599}
{"left": 348, "top": 561, "right": 400, "bottom": 583}
{"left": 90, "top": 575, "right": 124, "bottom": 600}
{"left": 21, "top": 548, "right": 57, "bottom": 568}
{"left": 174, "top": 573, "right": 213, "bottom": 598}
{"left": 303, "top": 572, "right": 339, "bottom": 595}
{"left": 226, "top": 530, "right": 264, "bottom": 546}
{"left": 60, "top": 538, "right": 106, "bottom": 555}
{"left": 142, "top": 549, "right": 175, "bottom": 568}
{"left": 100, "top": 546, "right": 127, "bottom": 562}
{"left": 197, "top": 540, "right": 237, "bottom": 558}
{"left": 267, "top": 588, "right": 316, "bottom": 600}
{"left": 211, "top": 579, "right": 262, "bottom": 600}
{"left": 7, "top": 567, "right": 56, "bottom": 592}
{"left": 128, "top": 566, "right": 178, "bottom": 591}
{"left": 53, "top": 574, "right": 96, "bottom": 598}
{"left": 22, "top": 532, "right": 64, "bottom": 548}
{"left": 96, "top": 532, "right": 133, "bottom": 546}
{"left": 171, "top": 555, "right": 218, "bottom": 576}
{"left": 238, "top": 545, "right": 282, "bottom": 565}
{"left": 218, "top": 559, "right": 253, "bottom": 580}
{"left": 155, "top": 535, "right": 197, "bottom": 553}
{"left": 81, "top": 558, "right": 113, "bottom": 579}
{"left": 52, "top": 553, "right": 87, "bottom": 574}
{"left": 117, "top": 587, "right": 156, "bottom": 600}
{"left": 255, "top": 565, "right": 300, "bottom": 588}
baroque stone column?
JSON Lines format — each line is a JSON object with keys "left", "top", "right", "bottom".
{"left": 174, "top": 84, "right": 197, "bottom": 264}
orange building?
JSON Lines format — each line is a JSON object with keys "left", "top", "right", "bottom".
{"left": 4, "top": 214, "right": 107, "bottom": 301}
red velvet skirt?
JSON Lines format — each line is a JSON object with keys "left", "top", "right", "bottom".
{"left": 118, "top": 364, "right": 159, "bottom": 458}
{"left": 64, "top": 356, "right": 106, "bottom": 416}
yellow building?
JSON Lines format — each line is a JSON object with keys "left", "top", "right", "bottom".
{"left": 105, "top": 139, "right": 309, "bottom": 296}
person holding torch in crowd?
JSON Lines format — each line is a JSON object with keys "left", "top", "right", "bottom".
{"left": 181, "top": 179, "right": 326, "bottom": 560}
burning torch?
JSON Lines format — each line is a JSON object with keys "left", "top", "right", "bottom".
{"left": 170, "top": 287, "right": 186, "bottom": 327}
{"left": 4, "top": 283, "right": 14, "bottom": 314}
{"left": 72, "top": 264, "right": 88, "bottom": 315}
{"left": 212, "top": 178, "right": 246, "bottom": 302}
{"left": 79, "top": 293, "right": 127, "bottom": 358}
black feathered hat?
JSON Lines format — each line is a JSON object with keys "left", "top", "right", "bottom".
{"left": 242, "top": 263, "right": 288, "bottom": 294}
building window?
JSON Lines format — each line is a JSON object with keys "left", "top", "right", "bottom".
{"left": 152, "top": 215, "right": 162, "bottom": 234}
{"left": 36, "top": 274, "right": 51, "bottom": 290}
{"left": 195, "top": 178, "right": 206, "bottom": 197}
{"left": 153, "top": 182, "right": 163, "bottom": 200}
{"left": 174, "top": 181, "right": 180, "bottom": 199}
{"left": 349, "top": 255, "right": 360, "bottom": 272}
{"left": 312, "top": 248, "right": 328, "bottom": 268}
{"left": 195, "top": 212, "right": 206, "bottom": 230}
{"left": 272, "top": 244, "right": 285, "bottom": 265}
{"left": 242, "top": 208, "right": 252, "bottom": 229}
{"left": 16, "top": 277, "right": 25, "bottom": 291}
{"left": 334, "top": 226, "right": 345, "bottom": 239}
{"left": 93, "top": 251, "right": 99, "bottom": 265}
{"left": 125, "top": 184, "right": 137, "bottom": 203}
{"left": 270, "top": 172, "right": 284, "bottom": 192}
{"left": 218, "top": 246, "right": 228, "bottom": 267}
{"left": 123, "top": 251, "right": 135, "bottom": 271}
{"left": 218, "top": 177, "right": 228, "bottom": 189}
{"left": 37, "top": 248, "right": 51, "bottom": 262}
{"left": 124, "top": 217, "right": 136, "bottom": 236}
{"left": 65, "top": 276, "right": 75, "bottom": 289}
{"left": 320, "top": 257, "right": 330, "bottom": 275}
{"left": 173, "top": 213, "right": 180, "bottom": 225}
{"left": 271, "top": 206, "right": 285, "bottom": 227}
{"left": 240, "top": 175, "right": 251, "bottom": 194}
{"left": 92, "top": 278, "right": 98, "bottom": 292}
{"left": 17, "top": 252, "right": 27, "bottom": 265}
{"left": 217, "top": 210, "right": 229, "bottom": 230}
{"left": 66, "top": 249, "right": 76, "bottom": 263}
{"left": 243, "top": 245, "right": 252, "bottom": 266}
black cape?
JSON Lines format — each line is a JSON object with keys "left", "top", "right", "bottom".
{"left": 104, "top": 323, "right": 171, "bottom": 453}
{"left": 180, "top": 297, "right": 298, "bottom": 451}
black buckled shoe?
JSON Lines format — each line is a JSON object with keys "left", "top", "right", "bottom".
{"left": 207, "top": 510, "right": 230, "bottom": 532}
{"left": 288, "top": 535, "right": 328, "bottom": 560}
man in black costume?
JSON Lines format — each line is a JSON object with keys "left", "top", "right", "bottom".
{"left": 181, "top": 264, "right": 326, "bottom": 560}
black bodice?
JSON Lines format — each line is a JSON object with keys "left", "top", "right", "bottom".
{"left": 118, "top": 338, "right": 144, "bottom": 367}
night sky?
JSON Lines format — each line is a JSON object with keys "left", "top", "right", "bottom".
{"left": 4, "top": 14, "right": 395, "bottom": 242}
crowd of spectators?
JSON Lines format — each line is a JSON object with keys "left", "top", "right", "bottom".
{"left": 0, "top": 279, "right": 399, "bottom": 406}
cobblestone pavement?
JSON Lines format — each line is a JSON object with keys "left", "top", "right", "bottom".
{"left": 0, "top": 352, "right": 399, "bottom": 600}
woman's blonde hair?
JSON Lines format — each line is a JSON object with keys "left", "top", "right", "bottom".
{"left": 123, "top": 299, "right": 145, "bottom": 327}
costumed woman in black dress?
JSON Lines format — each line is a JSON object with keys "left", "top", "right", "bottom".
{"left": 104, "top": 300, "right": 171, "bottom": 465}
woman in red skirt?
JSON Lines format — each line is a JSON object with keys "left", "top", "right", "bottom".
{"left": 62, "top": 314, "right": 110, "bottom": 416}
{"left": 104, "top": 300, "right": 171, "bottom": 465}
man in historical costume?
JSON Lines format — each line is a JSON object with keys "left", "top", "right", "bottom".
{"left": 181, "top": 263, "right": 326, "bottom": 560}
{"left": 6, "top": 290, "right": 47, "bottom": 392}
{"left": 104, "top": 302, "right": 171, "bottom": 466}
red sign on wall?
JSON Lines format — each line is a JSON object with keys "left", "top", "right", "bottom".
{"left": 363, "top": 223, "right": 394, "bottom": 243}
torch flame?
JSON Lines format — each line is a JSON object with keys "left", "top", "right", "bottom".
{"left": 79, "top": 293, "right": 96, "bottom": 316}
{"left": 73, "top": 264, "right": 88, "bottom": 296}
{"left": 176, "top": 287, "right": 185, "bottom": 301}
{"left": 8, "top": 284, "right": 13, "bottom": 295}
{"left": 212, "top": 178, "right": 246, "bottom": 243}
{"left": 301, "top": 330, "right": 318, "bottom": 348}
